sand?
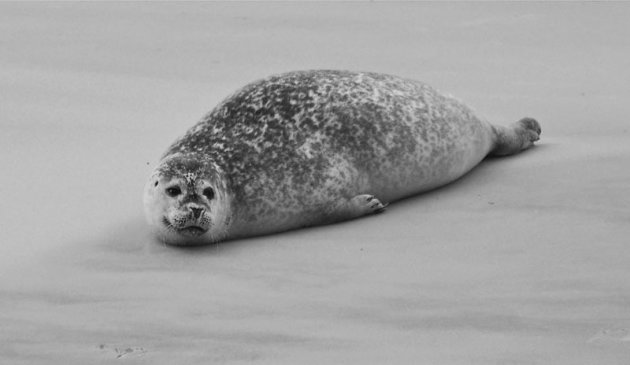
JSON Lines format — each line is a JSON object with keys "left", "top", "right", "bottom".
{"left": 1, "top": 2, "right": 630, "bottom": 364}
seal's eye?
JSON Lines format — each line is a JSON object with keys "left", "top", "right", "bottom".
{"left": 203, "top": 187, "right": 215, "bottom": 200}
{"left": 165, "top": 186, "right": 182, "bottom": 197}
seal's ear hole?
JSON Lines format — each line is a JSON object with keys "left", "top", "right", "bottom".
{"left": 165, "top": 186, "right": 182, "bottom": 197}
{"left": 203, "top": 187, "right": 215, "bottom": 200}
{"left": 154, "top": 181, "right": 159, "bottom": 187}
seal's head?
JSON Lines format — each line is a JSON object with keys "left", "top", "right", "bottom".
{"left": 143, "top": 153, "right": 232, "bottom": 245}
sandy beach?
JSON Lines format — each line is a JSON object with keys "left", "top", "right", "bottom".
{"left": 1, "top": 2, "right": 630, "bottom": 364}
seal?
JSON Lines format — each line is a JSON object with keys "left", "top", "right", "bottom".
{"left": 143, "top": 70, "right": 541, "bottom": 245}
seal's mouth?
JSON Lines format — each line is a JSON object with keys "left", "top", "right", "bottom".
{"left": 176, "top": 226, "right": 208, "bottom": 237}
{"left": 162, "top": 217, "right": 208, "bottom": 237}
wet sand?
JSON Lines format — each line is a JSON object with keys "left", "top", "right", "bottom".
{"left": 1, "top": 2, "right": 630, "bottom": 364}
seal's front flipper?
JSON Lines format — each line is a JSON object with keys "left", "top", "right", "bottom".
{"left": 326, "top": 194, "right": 387, "bottom": 223}
{"left": 351, "top": 194, "right": 388, "bottom": 216}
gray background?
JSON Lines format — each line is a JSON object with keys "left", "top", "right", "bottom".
{"left": 1, "top": 2, "right": 630, "bottom": 364}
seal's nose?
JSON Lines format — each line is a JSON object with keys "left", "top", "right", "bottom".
{"left": 190, "top": 207, "right": 204, "bottom": 219}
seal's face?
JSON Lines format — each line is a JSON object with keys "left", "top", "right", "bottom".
{"left": 143, "top": 154, "right": 232, "bottom": 245}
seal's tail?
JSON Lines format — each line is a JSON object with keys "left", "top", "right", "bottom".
{"left": 489, "top": 117, "right": 541, "bottom": 156}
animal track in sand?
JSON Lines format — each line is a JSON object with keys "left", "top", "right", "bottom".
{"left": 587, "top": 328, "right": 630, "bottom": 344}
{"left": 98, "top": 344, "right": 147, "bottom": 359}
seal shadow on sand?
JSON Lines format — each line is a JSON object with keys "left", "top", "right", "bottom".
{"left": 101, "top": 142, "right": 550, "bottom": 258}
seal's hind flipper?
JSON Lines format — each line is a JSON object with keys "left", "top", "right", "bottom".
{"left": 489, "top": 117, "right": 541, "bottom": 156}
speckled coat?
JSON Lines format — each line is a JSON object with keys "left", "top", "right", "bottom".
{"left": 163, "top": 70, "right": 494, "bottom": 237}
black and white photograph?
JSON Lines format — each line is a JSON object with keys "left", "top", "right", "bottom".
{"left": 1, "top": 2, "right": 629, "bottom": 364}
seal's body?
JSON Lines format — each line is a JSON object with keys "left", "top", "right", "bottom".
{"left": 144, "top": 70, "right": 541, "bottom": 245}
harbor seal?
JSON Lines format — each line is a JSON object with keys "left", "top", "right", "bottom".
{"left": 144, "top": 70, "right": 541, "bottom": 245}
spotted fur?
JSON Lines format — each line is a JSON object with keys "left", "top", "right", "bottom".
{"left": 146, "top": 70, "right": 540, "bottom": 244}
